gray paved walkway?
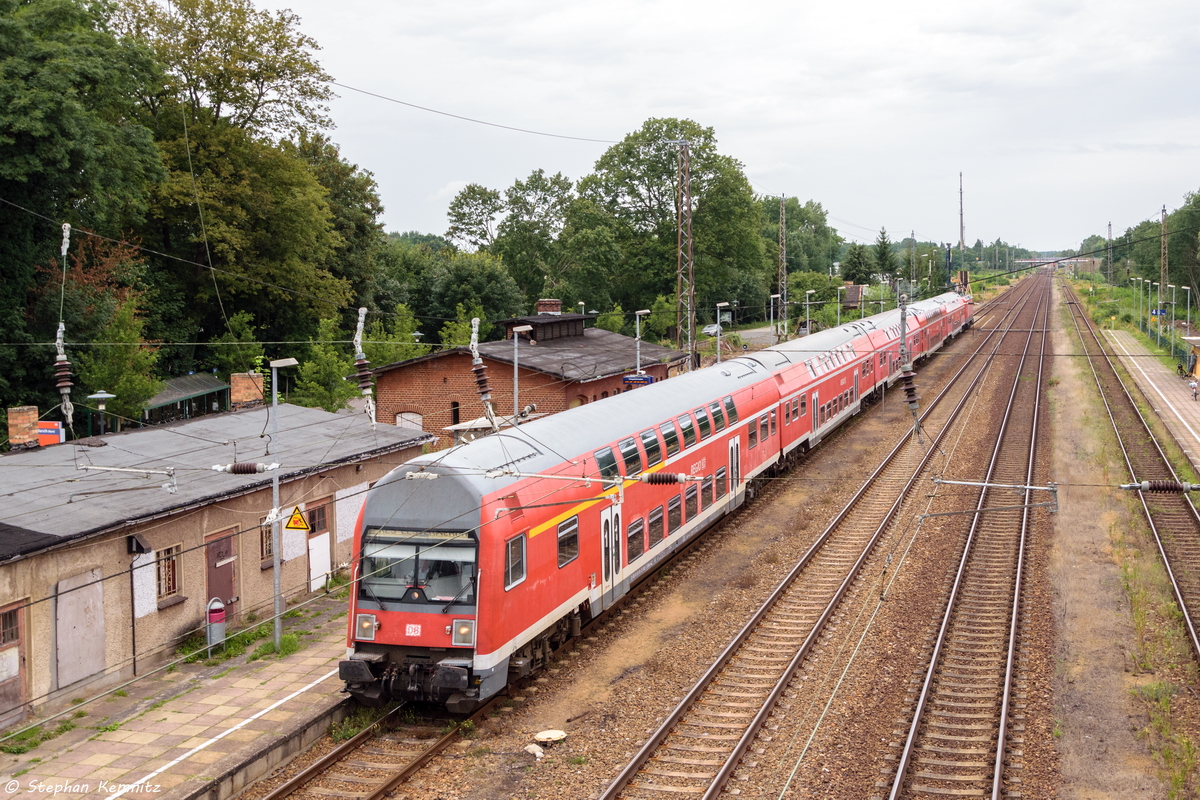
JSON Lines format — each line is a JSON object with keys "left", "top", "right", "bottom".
{"left": 1103, "top": 330, "right": 1200, "bottom": 474}
{"left": 0, "top": 597, "right": 348, "bottom": 800}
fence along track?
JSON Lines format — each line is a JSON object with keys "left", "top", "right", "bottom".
{"left": 599, "top": 278, "right": 1044, "bottom": 800}
{"left": 1061, "top": 282, "right": 1200, "bottom": 658}
{"left": 888, "top": 272, "right": 1050, "bottom": 799}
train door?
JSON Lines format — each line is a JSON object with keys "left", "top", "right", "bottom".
{"left": 599, "top": 504, "right": 621, "bottom": 609}
{"left": 854, "top": 372, "right": 859, "bottom": 407}
{"left": 728, "top": 436, "right": 742, "bottom": 511}
{"left": 811, "top": 391, "right": 820, "bottom": 432}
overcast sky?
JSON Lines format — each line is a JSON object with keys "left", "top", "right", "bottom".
{"left": 258, "top": 0, "right": 1200, "bottom": 252}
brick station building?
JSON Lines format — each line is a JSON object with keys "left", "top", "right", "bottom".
{"left": 374, "top": 300, "right": 689, "bottom": 449}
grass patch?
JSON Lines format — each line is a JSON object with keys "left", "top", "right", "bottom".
{"left": 11, "top": 768, "right": 28, "bottom": 778}
{"left": 568, "top": 755, "right": 588, "bottom": 765}
{"left": 330, "top": 705, "right": 387, "bottom": 742}
{"left": 71, "top": 710, "right": 87, "bottom": 719}
{"left": 177, "top": 622, "right": 275, "bottom": 664}
{"left": 113, "top": 689, "right": 128, "bottom": 698}
{"left": 96, "top": 723, "right": 120, "bottom": 733}
{"left": 0, "top": 720, "right": 77, "bottom": 755}
{"left": 248, "top": 632, "right": 302, "bottom": 661}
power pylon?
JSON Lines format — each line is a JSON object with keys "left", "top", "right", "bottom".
{"left": 671, "top": 140, "right": 695, "bottom": 365}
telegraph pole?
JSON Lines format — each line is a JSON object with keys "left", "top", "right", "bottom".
{"left": 671, "top": 140, "right": 695, "bottom": 366}
{"left": 779, "top": 196, "right": 787, "bottom": 341}
{"left": 958, "top": 173, "right": 965, "bottom": 280}
{"left": 1107, "top": 222, "right": 1114, "bottom": 285}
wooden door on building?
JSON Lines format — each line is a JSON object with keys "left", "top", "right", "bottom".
{"left": 205, "top": 529, "right": 238, "bottom": 617}
{"left": 0, "top": 603, "right": 25, "bottom": 725}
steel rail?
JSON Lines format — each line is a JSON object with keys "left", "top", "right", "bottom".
{"left": 1061, "top": 282, "right": 1200, "bottom": 659}
{"left": 601, "top": 279, "right": 1040, "bottom": 800}
{"left": 889, "top": 273, "right": 1048, "bottom": 799}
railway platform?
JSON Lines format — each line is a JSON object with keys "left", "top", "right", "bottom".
{"left": 1103, "top": 330, "right": 1200, "bottom": 474}
{"left": 0, "top": 595, "right": 349, "bottom": 800}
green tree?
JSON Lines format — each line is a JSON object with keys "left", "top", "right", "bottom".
{"left": 873, "top": 228, "right": 898, "bottom": 286}
{"left": 595, "top": 304, "right": 627, "bottom": 334}
{"left": 438, "top": 302, "right": 486, "bottom": 347}
{"left": 0, "top": 0, "right": 162, "bottom": 409}
{"left": 643, "top": 294, "right": 676, "bottom": 340}
{"left": 292, "top": 317, "right": 356, "bottom": 412}
{"left": 363, "top": 304, "right": 424, "bottom": 366}
{"left": 205, "top": 310, "right": 264, "bottom": 380}
{"left": 445, "top": 184, "right": 503, "bottom": 251}
{"left": 493, "top": 169, "right": 575, "bottom": 300}
{"left": 841, "top": 242, "right": 873, "bottom": 285}
{"left": 77, "top": 299, "right": 163, "bottom": 429}
{"left": 425, "top": 251, "right": 525, "bottom": 337}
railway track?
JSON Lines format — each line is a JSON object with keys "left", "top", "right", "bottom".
{"left": 599, "top": 277, "right": 1048, "bottom": 800}
{"left": 885, "top": 273, "right": 1050, "bottom": 799}
{"left": 1061, "top": 281, "right": 1200, "bottom": 658}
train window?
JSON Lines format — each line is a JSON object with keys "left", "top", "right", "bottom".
{"left": 723, "top": 396, "right": 738, "bottom": 424}
{"left": 648, "top": 507, "right": 664, "bottom": 547}
{"left": 557, "top": 517, "right": 580, "bottom": 567}
{"left": 770, "top": 410, "right": 777, "bottom": 436}
{"left": 618, "top": 437, "right": 642, "bottom": 477}
{"left": 819, "top": 405, "right": 826, "bottom": 425}
{"left": 668, "top": 496, "right": 682, "bottom": 534}
{"left": 716, "top": 467, "right": 728, "bottom": 499}
{"left": 701, "top": 475, "right": 714, "bottom": 509}
{"left": 660, "top": 421, "right": 681, "bottom": 456}
{"left": 694, "top": 407, "right": 712, "bottom": 440}
{"left": 709, "top": 402, "right": 726, "bottom": 432}
{"left": 504, "top": 534, "right": 526, "bottom": 590}
{"left": 783, "top": 402, "right": 790, "bottom": 426}
{"left": 879, "top": 352, "right": 886, "bottom": 367}
{"left": 360, "top": 529, "right": 476, "bottom": 605}
{"left": 800, "top": 395, "right": 806, "bottom": 416}
{"left": 685, "top": 484, "right": 698, "bottom": 519}
{"left": 861, "top": 361, "right": 869, "bottom": 377}
{"left": 627, "top": 519, "right": 645, "bottom": 561}
{"left": 748, "top": 421, "right": 758, "bottom": 449}
{"left": 640, "top": 429, "right": 663, "bottom": 467}
{"left": 759, "top": 415, "right": 769, "bottom": 441}
{"left": 677, "top": 415, "right": 697, "bottom": 448}
{"left": 595, "top": 447, "right": 620, "bottom": 480}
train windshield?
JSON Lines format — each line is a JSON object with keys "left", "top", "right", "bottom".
{"left": 359, "top": 529, "right": 476, "bottom": 606}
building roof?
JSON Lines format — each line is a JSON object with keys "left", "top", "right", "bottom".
{"left": 372, "top": 329, "right": 688, "bottom": 384}
{"left": 0, "top": 405, "right": 433, "bottom": 563}
{"left": 145, "top": 373, "right": 230, "bottom": 410}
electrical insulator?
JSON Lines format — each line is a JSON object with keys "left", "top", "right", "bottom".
{"left": 900, "top": 370, "right": 920, "bottom": 410}
{"left": 354, "top": 355, "right": 373, "bottom": 395}
{"left": 640, "top": 473, "right": 694, "bottom": 485}
{"left": 1122, "top": 480, "right": 1199, "bottom": 493}
{"left": 472, "top": 362, "right": 492, "bottom": 396}
{"left": 212, "top": 462, "right": 277, "bottom": 474}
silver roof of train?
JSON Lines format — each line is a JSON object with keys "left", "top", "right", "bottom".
{"left": 362, "top": 292, "right": 966, "bottom": 530}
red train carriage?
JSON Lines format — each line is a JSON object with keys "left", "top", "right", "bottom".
{"left": 339, "top": 292, "right": 972, "bottom": 711}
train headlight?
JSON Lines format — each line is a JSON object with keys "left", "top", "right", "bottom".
{"left": 451, "top": 619, "right": 475, "bottom": 647}
{"left": 356, "top": 613, "right": 379, "bottom": 641}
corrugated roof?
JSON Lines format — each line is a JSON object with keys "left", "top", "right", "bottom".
{"left": 146, "top": 374, "right": 230, "bottom": 409}
{"left": 0, "top": 405, "right": 433, "bottom": 562}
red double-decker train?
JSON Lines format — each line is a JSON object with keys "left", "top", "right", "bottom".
{"left": 339, "top": 292, "right": 973, "bottom": 712}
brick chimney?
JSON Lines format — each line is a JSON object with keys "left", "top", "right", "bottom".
{"left": 535, "top": 299, "right": 562, "bottom": 315}
{"left": 230, "top": 373, "right": 264, "bottom": 409}
{"left": 8, "top": 406, "right": 39, "bottom": 450}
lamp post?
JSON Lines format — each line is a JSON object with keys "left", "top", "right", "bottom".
{"left": 715, "top": 302, "right": 729, "bottom": 363}
{"left": 1137, "top": 278, "right": 1143, "bottom": 329}
{"left": 512, "top": 324, "right": 533, "bottom": 424}
{"left": 634, "top": 309, "right": 650, "bottom": 374}
{"left": 769, "top": 294, "right": 780, "bottom": 344}
{"left": 1186, "top": 286, "right": 1192, "bottom": 338}
{"left": 268, "top": 356, "right": 298, "bottom": 652}
{"left": 805, "top": 289, "right": 815, "bottom": 337}
{"left": 1170, "top": 284, "right": 1177, "bottom": 353}
{"left": 87, "top": 390, "right": 115, "bottom": 436}
{"left": 836, "top": 286, "right": 844, "bottom": 327}
{"left": 1154, "top": 282, "right": 1161, "bottom": 347}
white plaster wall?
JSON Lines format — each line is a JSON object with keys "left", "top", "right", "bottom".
{"left": 335, "top": 483, "right": 368, "bottom": 543}
{"left": 132, "top": 552, "right": 156, "bottom": 618}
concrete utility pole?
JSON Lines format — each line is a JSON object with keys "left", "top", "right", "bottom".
{"left": 910, "top": 230, "right": 916, "bottom": 291}
{"left": 779, "top": 196, "right": 787, "bottom": 340}
{"left": 268, "top": 356, "right": 298, "bottom": 652}
{"left": 671, "top": 140, "right": 695, "bottom": 367}
{"left": 1161, "top": 206, "right": 1169, "bottom": 327}
{"left": 958, "top": 173, "right": 965, "bottom": 253}
{"left": 1107, "top": 222, "right": 1114, "bottom": 285}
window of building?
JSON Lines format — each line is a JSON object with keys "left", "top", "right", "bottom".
{"left": 640, "top": 429, "right": 662, "bottom": 467}
{"left": 701, "top": 475, "right": 714, "bottom": 509}
{"left": 685, "top": 484, "right": 698, "bottom": 520}
{"left": 716, "top": 467, "right": 728, "bottom": 499}
{"left": 677, "top": 415, "right": 697, "bottom": 448}
{"left": 505, "top": 534, "right": 526, "bottom": 589}
{"left": 694, "top": 407, "right": 712, "bottom": 440}
{"left": 648, "top": 506, "right": 664, "bottom": 547}
{"left": 618, "top": 437, "right": 642, "bottom": 477}
{"left": 309, "top": 500, "right": 329, "bottom": 534}
{"left": 723, "top": 396, "right": 738, "bottom": 424}
{"left": 260, "top": 515, "right": 273, "bottom": 561}
{"left": 667, "top": 495, "right": 682, "bottom": 534}
{"left": 557, "top": 517, "right": 579, "bottom": 567}
{"left": 709, "top": 402, "right": 725, "bottom": 432}
{"left": 660, "top": 421, "right": 681, "bottom": 456}
{"left": 627, "top": 519, "right": 645, "bottom": 561}
{"left": 451, "top": 401, "right": 460, "bottom": 426}
{"left": 157, "top": 545, "right": 181, "bottom": 600}
{"left": 595, "top": 446, "right": 620, "bottom": 480}
{"left": 0, "top": 609, "right": 17, "bottom": 645}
